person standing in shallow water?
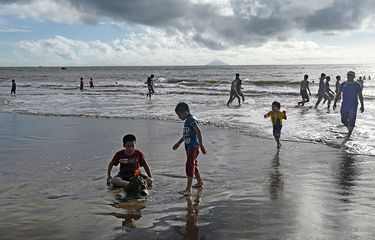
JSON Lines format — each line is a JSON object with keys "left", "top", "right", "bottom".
{"left": 335, "top": 76, "right": 341, "bottom": 100}
{"left": 235, "top": 73, "right": 245, "bottom": 102}
{"left": 333, "top": 71, "right": 364, "bottom": 139}
{"left": 227, "top": 74, "right": 241, "bottom": 106}
{"left": 11, "top": 79, "right": 16, "bottom": 95}
{"left": 89, "top": 78, "right": 94, "bottom": 88}
{"left": 298, "top": 74, "right": 311, "bottom": 106}
{"left": 146, "top": 74, "right": 155, "bottom": 98}
{"left": 264, "top": 101, "right": 287, "bottom": 149}
{"left": 80, "top": 77, "right": 84, "bottom": 91}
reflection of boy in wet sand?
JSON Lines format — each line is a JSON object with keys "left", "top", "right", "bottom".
{"left": 110, "top": 199, "right": 146, "bottom": 229}
{"left": 333, "top": 71, "right": 364, "bottom": 139}
{"left": 298, "top": 74, "right": 311, "bottom": 106}
{"left": 227, "top": 74, "right": 241, "bottom": 106}
{"left": 173, "top": 102, "right": 207, "bottom": 196}
{"left": 264, "top": 101, "right": 287, "bottom": 149}
{"left": 175, "top": 189, "right": 202, "bottom": 239}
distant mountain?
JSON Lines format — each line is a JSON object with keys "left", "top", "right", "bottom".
{"left": 206, "top": 59, "right": 228, "bottom": 66}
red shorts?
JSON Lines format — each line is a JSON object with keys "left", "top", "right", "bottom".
{"left": 185, "top": 146, "right": 199, "bottom": 177}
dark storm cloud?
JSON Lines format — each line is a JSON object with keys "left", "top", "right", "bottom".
{"left": 303, "top": 0, "right": 375, "bottom": 31}
{"left": 2, "top": 0, "right": 375, "bottom": 49}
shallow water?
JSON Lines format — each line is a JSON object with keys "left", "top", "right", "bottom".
{"left": 0, "top": 113, "right": 374, "bottom": 239}
{"left": 0, "top": 65, "right": 374, "bottom": 155}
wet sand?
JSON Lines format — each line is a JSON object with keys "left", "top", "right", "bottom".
{"left": 0, "top": 112, "right": 375, "bottom": 240}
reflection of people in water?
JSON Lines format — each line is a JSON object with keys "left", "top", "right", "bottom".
{"left": 337, "top": 154, "right": 357, "bottom": 202}
{"left": 176, "top": 188, "right": 203, "bottom": 240}
{"left": 110, "top": 199, "right": 146, "bottom": 229}
{"left": 269, "top": 149, "right": 283, "bottom": 199}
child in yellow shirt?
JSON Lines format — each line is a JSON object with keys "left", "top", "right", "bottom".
{"left": 264, "top": 101, "right": 287, "bottom": 148}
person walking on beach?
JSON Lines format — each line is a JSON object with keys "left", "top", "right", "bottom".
{"left": 227, "top": 74, "right": 241, "bottom": 106}
{"left": 10, "top": 79, "right": 16, "bottom": 95}
{"left": 80, "top": 77, "right": 84, "bottom": 91}
{"left": 173, "top": 102, "right": 207, "bottom": 196}
{"left": 357, "top": 76, "right": 364, "bottom": 89}
{"left": 235, "top": 73, "right": 245, "bottom": 102}
{"left": 298, "top": 74, "right": 311, "bottom": 106}
{"left": 146, "top": 74, "right": 155, "bottom": 98}
{"left": 107, "top": 134, "right": 154, "bottom": 188}
{"left": 89, "top": 78, "right": 94, "bottom": 89}
{"left": 335, "top": 76, "right": 341, "bottom": 100}
{"left": 315, "top": 73, "right": 331, "bottom": 109}
{"left": 333, "top": 71, "right": 364, "bottom": 139}
{"left": 264, "top": 101, "right": 287, "bottom": 149}
{"left": 322, "top": 76, "right": 334, "bottom": 109}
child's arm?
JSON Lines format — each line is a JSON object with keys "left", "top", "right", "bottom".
{"left": 264, "top": 112, "right": 270, "bottom": 118}
{"left": 143, "top": 161, "right": 153, "bottom": 179}
{"left": 193, "top": 124, "right": 207, "bottom": 154}
{"left": 173, "top": 136, "right": 184, "bottom": 150}
{"left": 107, "top": 161, "right": 115, "bottom": 185}
{"left": 282, "top": 111, "right": 287, "bottom": 120}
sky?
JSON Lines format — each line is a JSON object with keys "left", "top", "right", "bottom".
{"left": 0, "top": 0, "right": 375, "bottom": 66}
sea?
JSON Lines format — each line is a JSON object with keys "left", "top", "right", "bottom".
{"left": 1, "top": 64, "right": 374, "bottom": 156}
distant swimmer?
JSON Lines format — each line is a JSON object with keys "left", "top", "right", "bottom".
{"left": 235, "top": 73, "right": 245, "bottom": 102}
{"left": 314, "top": 73, "right": 331, "bottom": 110}
{"left": 368, "top": 76, "right": 371, "bottom": 80}
{"left": 333, "top": 71, "right": 364, "bottom": 139}
{"left": 89, "top": 78, "right": 94, "bottom": 88}
{"left": 226, "top": 74, "right": 241, "bottom": 106}
{"left": 80, "top": 77, "right": 84, "bottom": 91}
{"left": 322, "top": 76, "right": 334, "bottom": 109}
{"left": 10, "top": 79, "right": 16, "bottom": 95}
{"left": 335, "top": 75, "right": 341, "bottom": 101}
{"left": 264, "top": 101, "right": 287, "bottom": 149}
{"left": 146, "top": 74, "right": 155, "bottom": 98}
{"left": 363, "top": 76, "right": 366, "bottom": 80}
{"left": 298, "top": 74, "right": 311, "bottom": 106}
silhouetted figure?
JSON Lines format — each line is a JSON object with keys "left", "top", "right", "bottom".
{"left": 11, "top": 79, "right": 16, "bottom": 95}
{"left": 298, "top": 74, "right": 311, "bottom": 106}
{"left": 89, "top": 78, "right": 94, "bottom": 88}
{"left": 80, "top": 77, "right": 84, "bottom": 91}
{"left": 146, "top": 74, "right": 155, "bottom": 98}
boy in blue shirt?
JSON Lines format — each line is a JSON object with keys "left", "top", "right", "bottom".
{"left": 173, "top": 102, "right": 207, "bottom": 196}
{"left": 333, "top": 71, "right": 364, "bottom": 139}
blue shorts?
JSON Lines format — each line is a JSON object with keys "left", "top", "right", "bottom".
{"left": 341, "top": 108, "right": 357, "bottom": 127}
{"left": 273, "top": 124, "right": 282, "bottom": 139}
{"left": 115, "top": 173, "right": 148, "bottom": 181}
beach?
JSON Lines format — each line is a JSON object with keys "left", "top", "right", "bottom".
{"left": 1, "top": 112, "right": 375, "bottom": 239}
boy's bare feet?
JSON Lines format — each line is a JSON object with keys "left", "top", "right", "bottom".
{"left": 192, "top": 183, "right": 203, "bottom": 189}
{"left": 178, "top": 190, "right": 191, "bottom": 196}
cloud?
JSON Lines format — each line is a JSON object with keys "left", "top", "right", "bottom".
{"left": 15, "top": 33, "right": 375, "bottom": 66}
{"left": 2, "top": 0, "right": 375, "bottom": 50}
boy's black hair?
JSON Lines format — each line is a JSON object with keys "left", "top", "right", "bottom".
{"left": 150, "top": 74, "right": 154, "bottom": 78}
{"left": 321, "top": 73, "right": 326, "bottom": 77}
{"left": 175, "top": 102, "right": 190, "bottom": 113}
{"left": 235, "top": 73, "right": 240, "bottom": 76}
{"left": 123, "top": 134, "right": 136, "bottom": 145}
{"left": 336, "top": 75, "right": 341, "bottom": 79}
{"left": 304, "top": 74, "right": 308, "bottom": 79}
{"left": 272, "top": 101, "right": 281, "bottom": 110}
